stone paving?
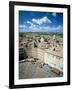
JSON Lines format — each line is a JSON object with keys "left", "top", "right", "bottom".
{"left": 19, "top": 60, "right": 63, "bottom": 79}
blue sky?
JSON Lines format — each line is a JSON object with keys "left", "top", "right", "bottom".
{"left": 19, "top": 11, "right": 63, "bottom": 32}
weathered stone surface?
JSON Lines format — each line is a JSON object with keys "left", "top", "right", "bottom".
{"left": 19, "top": 61, "right": 63, "bottom": 79}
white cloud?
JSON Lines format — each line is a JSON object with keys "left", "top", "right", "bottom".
{"left": 19, "top": 24, "right": 62, "bottom": 32}
{"left": 27, "top": 21, "right": 36, "bottom": 29}
{"left": 19, "top": 18, "right": 62, "bottom": 33}
{"left": 29, "top": 23, "right": 36, "bottom": 29}
{"left": 19, "top": 24, "right": 28, "bottom": 32}
{"left": 32, "top": 16, "right": 52, "bottom": 25}
{"left": 32, "top": 18, "right": 41, "bottom": 25}
{"left": 27, "top": 21, "right": 33, "bottom": 25}
{"left": 19, "top": 25, "right": 26, "bottom": 28}
{"left": 52, "top": 12, "right": 57, "bottom": 17}
{"left": 25, "top": 16, "right": 52, "bottom": 31}
{"left": 20, "top": 24, "right": 63, "bottom": 32}
{"left": 56, "top": 25, "right": 62, "bottom": 30}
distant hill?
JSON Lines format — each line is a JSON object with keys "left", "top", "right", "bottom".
{"left": 19, "top": 32, "right": 63, "bottom": 37}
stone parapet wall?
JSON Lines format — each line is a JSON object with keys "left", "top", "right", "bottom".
{"left": 44, "top": 52, "right": 63, "bottom": 72}
{"left": 20, "top": 47, "right": 63, "bottom": 72}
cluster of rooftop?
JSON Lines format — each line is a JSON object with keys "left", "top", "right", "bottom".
{"left": 19, "top": 32, "right": 63, "bottom": 76}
